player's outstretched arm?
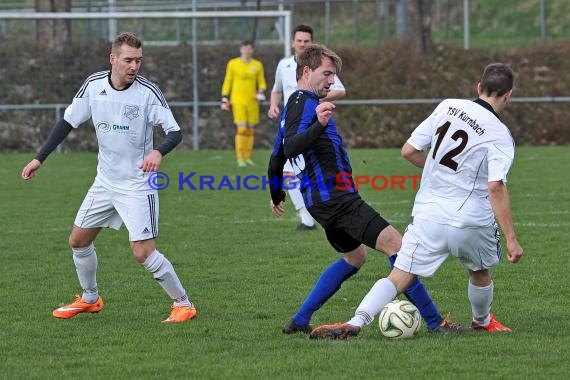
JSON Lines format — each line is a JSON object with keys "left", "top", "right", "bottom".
{"left": 488, "top": 180, "right": 523, "bottom": 263}
{"left": 21, "top": 118, "right": 74, "bottom": 180}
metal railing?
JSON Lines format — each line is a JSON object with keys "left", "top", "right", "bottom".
{"left": 2, "top": 96, "right": 569, "bottom": 150}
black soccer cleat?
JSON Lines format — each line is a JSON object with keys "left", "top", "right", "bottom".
{"left": 282, "top": 318, "right": 314, "bottom": 334}
{"left": 429, "top": 315, "right": 476, "bottom": 334}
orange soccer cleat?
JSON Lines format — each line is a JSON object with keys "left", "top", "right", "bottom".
{"left": 161, "top": 305, "right": 197, "bottom": 324}
{"left": 309, "top": 323, "right": 361, "bottom": 340}
{"left": 53, "top": 295, "right": 104, "bottom": 319}
{"left": 471, "top": 313, "right": 512, "bottom": 333}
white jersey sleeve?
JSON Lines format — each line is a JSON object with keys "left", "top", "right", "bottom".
{"left": 407, "top": 101, "right": 449, "bottom": 151}
{"left": 148, "top": 104, "right": 180, "bottom": 134}
{"left": 64, "top": 99, "right": 91, "bottom": 128}
{"left": 273, "top": 56, "right": 298, "bottom": 102}
{"left": 331, "top": 74, "right": 345, "bottom": 92}
{"left": 64, "top": 71, "right": 108, "bottom": 128}
{"left": 144, "top": 84, "right": 180, "bottom": 134}
{"left": 272, "top": 58, "right": 285, "bottom": 93}
{"left": 487, "top": 140, "right": 514, "bottom": 183}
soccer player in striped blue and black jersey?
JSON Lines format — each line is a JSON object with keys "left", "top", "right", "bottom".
{"left": 268, "top": 44, "right": 471, "bottom": 336}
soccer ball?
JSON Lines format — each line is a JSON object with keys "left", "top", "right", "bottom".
{"left": 378, "top": 300, "right": 421, "bottom": 339}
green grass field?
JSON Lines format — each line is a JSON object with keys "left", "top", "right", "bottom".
{"left": 1, "top": 147, "right": 569, "bottom": 379}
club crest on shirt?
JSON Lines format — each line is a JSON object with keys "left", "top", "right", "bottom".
{"left": 123, "top": 105, "right": 140, "bottom": 120}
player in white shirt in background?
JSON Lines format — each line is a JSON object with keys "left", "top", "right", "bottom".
{"left": 311, "top": 63, "right": 524, "bottom": 339}
{"left": 21, "top": 32, "right": 196, "bottom": 324}
{"left": 267, "top": 24, "right": 346, "bottom": 231}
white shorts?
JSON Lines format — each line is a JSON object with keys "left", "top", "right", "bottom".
{"left": 394, "top": 218, "right": 501, "bottom": 277}
{"left": 74, "top": 184, "right": 159, "bottom": 242}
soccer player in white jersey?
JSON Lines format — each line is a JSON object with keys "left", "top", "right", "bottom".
{"left": 311, "top": 63, "right": 524, "bottom": 339}
{"left": 21, "top": 32, "right": 196, "bottom": 324}
{"left": 267, "top": 24, "right": 346, "bottom": 231}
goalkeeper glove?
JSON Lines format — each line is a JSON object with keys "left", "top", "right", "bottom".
{"left": 255, "top": 90, "right": 266, "bottom": 101}
{"left": 221, "top": 96, "right": 230, "bottom": 111}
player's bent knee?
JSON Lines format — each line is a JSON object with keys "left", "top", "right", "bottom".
{"left": 69, "top": 236, "right": 85, "bottom": 249}
{"left": 376, "top": 225, "right": 402, "bottom": 255}
{"left": 469, "top": 269, "right": 492, "bottom": 287}
{"left": 68, "top": 227, "right": 99, "bottom": 248}
{"left": 130, "top": 239, "right": 156, "bottom": 263}
{"left": 342, "top": 245, "right": 367, "bottom": 268}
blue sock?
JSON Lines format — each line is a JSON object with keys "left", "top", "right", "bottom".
{"left": 388, "top": 255, "right": 442, "bottom": 330}
{"left": 293, "top": 258, "right": 359, "bottom": 326}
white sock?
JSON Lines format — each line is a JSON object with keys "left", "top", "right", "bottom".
{"left": 299, "top": 207, "right": 315, "bottom": 226}
{"left": 143, "top": 250, "right": 191, "bottom": 306}
{"left": 287, "top": 187, "right": 315, "bottom": 226}
{"left": 348, "top": 278, "right": 397, "bottom": 328}
{"left": 468, "top": 280, "right": 493, "bottom": 326}
{"left": 72, "top": 244, "right": 98, "bottom": 303}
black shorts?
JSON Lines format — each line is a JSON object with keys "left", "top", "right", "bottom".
{"left": 308, "top": 193, "right": 391, "bottom": 253}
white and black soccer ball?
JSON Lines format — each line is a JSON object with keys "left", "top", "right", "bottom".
{"left": 378, "top": 299, "right": 421, "bottom": 339}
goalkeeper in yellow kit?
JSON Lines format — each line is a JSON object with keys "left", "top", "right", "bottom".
{"left": 221, "top": 40, "right": 267, "bottom": 167}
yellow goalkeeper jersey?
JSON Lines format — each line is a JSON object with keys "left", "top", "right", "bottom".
{"left": 221, "top": 57, "right": 266, "bottom": 105}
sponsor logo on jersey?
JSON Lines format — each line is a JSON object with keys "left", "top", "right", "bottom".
{"left": 123, "top": 105, "right": 140, "bottom": 120}
{"left": 97, "top": 122, "right": 111, "bottom": 133}
{"left": 110, "top": 124, "right": 135, "bottom": 135}
{"left": 99, "top": 89, "right": 107, "bottom": 96}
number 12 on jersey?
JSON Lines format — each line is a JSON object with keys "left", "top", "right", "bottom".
{"left": 431, "top": 121, "right": 469, "bottom": 171}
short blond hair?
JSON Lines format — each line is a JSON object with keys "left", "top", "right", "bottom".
{"left": 112, "top": 32, "right": 142, "bottom": 54}
{"left": 296, "top": 44, "right": 342, "bottom": 81}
